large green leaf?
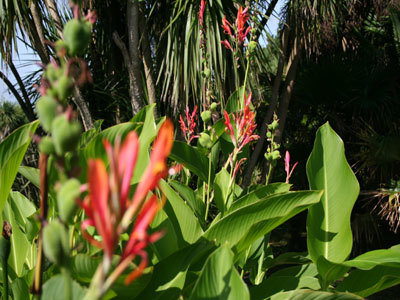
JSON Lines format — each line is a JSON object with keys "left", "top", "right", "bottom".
{"left": 2, "top": 200, "right": 30, "bottom": 276}
{"left": 169, "top": 141, "right": 214, "bottom": 182}
{"left": 159, "top": 180, "right": 203, "bottom": 245}
{"left": 306, "top": 122, "right": 359, "bottom": 264}
{"left": 189, "top": 245, "right": 250, "bottom": 300}
{"left": 0, "top": 121, "right": 38, "bottom": 216}
{"left": 136, "top": 240, "right": 214, "bottom": 300}
{"left": 270, "top": 290, "right": 364, "bottom": 300}
{"left": 203, "top": 191, "right": 322, "bottom": 249}
{"left": 41, "top": 274, "right": 86, "bottom": 300}
{"left": 214, "top": 168, "right": 231, "bottom": 213}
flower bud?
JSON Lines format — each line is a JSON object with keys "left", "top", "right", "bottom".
{"left": 199, "top": 132, "right": 213, "bottom": 149}
{"left": 44, "top": 64, "right": 64, "bottom": 84}
{"left": 63, "top": 19, "right": 91, "bottom": 56}
{"left": 39, "top": 136, "right": 55, "bottom": 155}
{"left": 210, "top": 102, "right": 218, "bottom": 112}
{"left": 43, "top": 220, "right": 70, "bottom": 267}
{"left": 201, "top": 110, "right": 212, "bottom": 124}
{"left": 36, "top": 96, "right": 58, "bottom": 132}
{"left": 251, "top": 28, "right": 257, "bottom": 35}
{"left": 272, "top": 150, "right": 280, "bottom": 160}
{"left": 268, "top": 120, "right": 279, "bottom": 131}
{"left": 51, "top": 115, "right": 82, "bottom": 155}
{"left": 57, "top": 179, "right": 80, "bottom": 224}
{"left": 203, "top": 68, "right": 211, "bottom": 79}
{"left": 266, "top": 131, "right": 272, "bottom": 138}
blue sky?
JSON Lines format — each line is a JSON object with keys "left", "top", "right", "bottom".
{"left": 0, "top": 0, "right": 284, "bottom": 103}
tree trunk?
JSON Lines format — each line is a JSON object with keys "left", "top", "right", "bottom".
{"left": 139, "top": 4, "right": 158, "bottom": 117}
{"left": 72, "top": 86, "right": 94, "bottom": 131}
{"left": 126, "top": 0, "right": 144, "bottom": 115}
{"left": 44, "top": 0, "right": 63, "bottom": 37}
{"left": 30, "top": 0, "right": 49, "bottom": 60}
{"left": 243, "top": 26, "right": 289, "bottom": 187}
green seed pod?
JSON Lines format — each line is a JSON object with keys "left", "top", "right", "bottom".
{"left": 252, "top": 16, "right": 258, "bottom": 22}
{"left": 51, "top": 115, "right": 82, "bottom": 155}
{"left": 55, "top": 40, "right": 68, "bottom": 55}
{"left": 199, "top": 132, "right": 213, "bottom": 149}
{"left": 39, "top": 137, "right": 55, "bottom": 155}
{"left": 248, "top": 41, "right": 257, "bottom": 53}
{"left": 201, "top": 110, "right": 212, "bottom": 124}
{"left": 210, "top": 102, "right": 218, "bottom": 112}
{"left": 251, "top": 28, "right": 257, "bottom": 35}
{"left": 203, "top": 68, "right": 211, "bottom": 79}
{"left": 266, "top": 131, "right": 272, "bottom": 138}
{"left": 63, "top": 19, "right": 91, "bottom": 56}
{"left": 55, "top": 75, "right": 73, "bottom": 101}
{"left": 43, "top": 220, "right": 70, "bottom": 267}
{"left": 272, "top": 150, "right": 280, "bottom": 160}
{"left": 268, "top": 120, "right": 279, "bottom": 131}
{"left": 36, "top": 96, "right": 58, "bottom": 132}
{"left": 265, "top": 152, "right": 273, "bottom": 161}
{"left": 57, "top": 178, "right": 80, "bottom": 224}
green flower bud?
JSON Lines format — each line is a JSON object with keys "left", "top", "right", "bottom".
{"left": 44, "top": 64, "right": 64, "bottom": 83}
{"left": 51, "top": 115, "right": 82, "bottom": 155}
{"left": 251, "top": 28, "right": 257, "bottom": 35}
{"left": 36, "top": 96, "right": 58, "bottom": 132}
{"left": 203, "top": 68, "right": 211, "bottom": 79}
{"left": 265, "top": 152, "right": 273, "bottom": 161}
{"left": 272, "top": 150, "right": 280, "bottom": 160}
{"left": 210, "top": 102, "right": 218, "bottom": 112}
{"left": 39, "top": 137, "right": 55, "bottom": 155}
{"left": 266, "top": 131, "right": 272, "bottom": 138}
{"left": 63, "top": 19, "right": 91, "bottom": 56}
{"left": 199, "top": 132, "right": 213, "bottom": 149}
{"left": 55, "top": 40, "right": 68, "bottom": 55}
{"left": 43, "top": 220, "right": 70, "bottom": 267}
{"left": 54, "top": 75, "right": 73, "bottom": 101}
{"left": 268, "top": 120, "right": 279, "bottom": 131}
{"left": 252, "top": 16, "right": 258, "bottom": 22}
{"left": 201, "top": 110, "right": 212, "bottom": 124}
{"left": 57, "top": 178, "right": 80, "bottom": 224}
{"left": 248, "top": 41, "right": 257, "bottom": 53}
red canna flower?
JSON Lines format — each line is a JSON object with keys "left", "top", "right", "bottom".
{"left": 179, "top": 105, "right": 199, "bottom": 143}
{"left": 198, "top": 0, "right": 207, "bottom": 27}
{"left": 223, "top": 92, "right": 259, "bottom": 152}
{"left": 236, "top": 6, "right": 251, "bottom": 44}
{"left": 81, "top": 119, "right": 174, "bottom": 285}
{"left": 221, "top": 39, "right": 233, "bottom": 51}
{"left": 222, "top": 16, "right": 233, "bottom": 37}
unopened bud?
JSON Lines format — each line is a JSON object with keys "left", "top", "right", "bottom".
{"left": 51, "top": 115, "right": 82, "bottom": 155}
{"left": 57, "top": 179, "right": 80, "bottom": 223}
{"left": 43, "top": 220, "right": 70, "bottom": 267}
{"left": 36, "top": 96, "right": 58, "bottom": 132}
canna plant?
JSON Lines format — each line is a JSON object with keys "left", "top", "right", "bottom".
{"left": 0, "top": 2, "right": 399, "bottom": 300}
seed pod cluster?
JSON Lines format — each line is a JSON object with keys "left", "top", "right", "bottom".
{"left": 63, "top": 19, "right": 92, "bottom": 57}
{"left": 43, "top": 220, "right": 70, "bottom": 267}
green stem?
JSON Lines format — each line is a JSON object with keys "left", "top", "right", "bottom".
{"left": 266, "top": 164, "right": 273, "bottom": 184}
{"left": 204, "top": 153, "right": 212, "bottom": 222}
{"left": 61, "top": 268, "right": 71, "bottom": 300}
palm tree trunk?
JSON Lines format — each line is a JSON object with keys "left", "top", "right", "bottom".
{"left": 44, "top": 0, "right": 63, "bottom": 38}
{"left": 243, "top": 26, "right": 289, "bottom": 187}
{"left": 139, "top": 4, "right": 158, "bottom": 117}
{"left": 72, "top": 86, "right": 94, "bottom": 131}
{"left": 255, "top": 0, "right": 279, "bottom": 42}
{"left": 30, "top": 1, "right": 49, "bottom": 60}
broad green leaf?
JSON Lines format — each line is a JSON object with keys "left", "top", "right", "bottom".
{"left": 263, "top": 251, "right": 312, "bottom": 270}
{"left": 270, "top": 289, "right": 364, "bottom": 300}
{"left": 71, "top": 254, "right": 100, "bottom": 283}
{"left": 203, "top": 191, "right": 322, "bottom": 250}
{"left": 306, "top": 122, "right": 359, "bottom": 264}
{"left": 169, "top": 180, "right": 205, "bottom": 225}
{"left": 189, "top": 245, "right": 249, "bottom": 300}
{"left": 11, "top": 278, "right": 29, "bottom": 300}
{"left": 78, "top": 119, "right": 103, "bottom": 149}
{"left": 0, "top": 121, "right": 38, "bottom": 216}
{"left": 214, "top": 168, "right": 231, "bottom": 213}
{"left": 41, "top": 274, "right": 86, "bottom": 300}
{"left": 225, "top": 86, "right": 245, "bottom": 113}
{"left": 3, "top": 200, "right": 30, "bottom": 276}
{"left": 336, "top": 265, "right": 400, "bottom": 297}
{"left": 159, "top": 180, "right": 203, "bottom": 245}
{"left": 250, "top": 275, "right": 320, "bottom": 300}
{"left": 18, "top": 166, "right": 39, "bottom": 187}
{"left": 9, "top": 191, "right": 36, "bottom": 227}
{"left": 228, "top": 183, "right": 291, "bottom": 213}
{"left": 136, "top": 240, "right": 214, "bottom": 300}
{"left": 169, "top": 141, "right": 214, "bottom": 182}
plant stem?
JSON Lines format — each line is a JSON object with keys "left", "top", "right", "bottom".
{"left": 61, "top": 268, "right": 71, "bottom": 300}
{"left": 205, "top": 153, "right": 212, "bottom": 222}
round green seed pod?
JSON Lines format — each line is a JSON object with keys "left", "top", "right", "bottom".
{"left": 43, "top": 220, "right": 70, "bottom": 267}
{"left": 55, "top": 75, "right": 73, "bottom": 101}
{"left": 63, "top": 19, "right": 91, "bottom": 56}
{"left": 265, "top": 152, "right": 273, "bottom": 161}
{"left": 199, "top": 132, "right": 213, "bottom": 149}
{"left": 271, "top": 150, "right": 280, "bottom": 160}
{"left": 268, "top": 120, "right": 279, "bottom": 131}
{"left": 51, "top": 115, "right": 82, "bottom": 155}
{"left": 45, "top": 64, "right": 64, "bottom": 83}
{"left": 201, "top": 110, "right": 212, "bottom": 124}
{"left": 210, "top": 102, "right": 218, "bottom": 112}
{"left": 39, "top": 137, "right": 55, "bottom": 155}
{"left": 251, "top": 28, "right": 257, "bottom": 35}
{"left": 36, "top": 96, "right": 58, "bottom": 132}
{"left": 57, "top": 178, "right": 80, "bottom": 224}
{"left": 266, "top": 131, "right": 272, "bottom": 138}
